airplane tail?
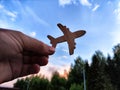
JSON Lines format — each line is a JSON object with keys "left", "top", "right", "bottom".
{"left": 47, "top": 35, "right": 57, "bottom": 48}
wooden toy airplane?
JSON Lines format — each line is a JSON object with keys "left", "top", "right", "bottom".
{"left": 47, "top": 23, "right": 86, "bottom": 55}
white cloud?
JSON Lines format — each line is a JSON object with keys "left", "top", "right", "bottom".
{"left": 0, "top": 4, "right": 4, "bottom": 9}
{"left": 29, "top": 32, "right": 36, "bottom": 37}
{"left": 4, "top": 10, "right": 17, "bottom": 21}
{"left": 0, "top": 4, "right": 17, "bottom": 21}
{"left": 1, "top": 1, "right": 49, "bottom": 26}
{"left": 58, "top": 0, "right": 92, "bottom": 7}
{"left": 0, "top": 20, "right": 19, "bottom": 30}
{"left": 62, "top": 55, "right": 68, "bottom": 59}
{"left": 79, "top": 0, "right": 92, "bottom": 7}
{"left": 0, "top": 20, "right": 9, "bottom": 28}
{"left": 25, "top": 6, "right": 49, "bottom": 26}
{"left": 110, "top": 30, "right": 120, "bottom": 46}
{"left": 59, "top": 0, "right": 72, "bottom": 6}
{"left": 114, "top": 2, "right": 120, "bottom": 24}
{"left": 111, "top": 2, "right": 120, "bottom": 46}
{"left": 92, "top": 4, "right": 100, "bottom": 12}
{"left": 110, "top": 2, "right": 120, "bottom": 46}
{"left": 62, "top": 48, "right": 69, "bottom": 53}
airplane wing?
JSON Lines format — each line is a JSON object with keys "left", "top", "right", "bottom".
{"left": 57, "top": 23, "right": 76, "bottom": 55}
{"left": 57, "top": 23, "right": 70, "bottom": 34}
{"left": 73, "top": 30, "right": 86, "bottom": 38}
{"left": 67, "top": 38, "right": 75, "bottom": 55}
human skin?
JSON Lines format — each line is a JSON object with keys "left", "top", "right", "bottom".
{"left": 0, "top": 28, "right": 55, "bottom": 83}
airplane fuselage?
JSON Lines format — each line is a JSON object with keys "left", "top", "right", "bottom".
{"left": 54, "top": 30, "right": 85, "bottom": 44}
{"left": 47, "top": 23, "right": 86, "bottom": 55}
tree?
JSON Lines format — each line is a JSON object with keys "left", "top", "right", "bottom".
{"left": 51, "top": 71, "right": 67, "bottom": 90}
{"left": 67, "top": 57, "right": 85, "bottom": 89}
{"left": 14, "top": 78, "right": 28, "bottom": 90}
{"left": 29, "top": 76, "right": 50, "bottom": 90}
{"left": 105, "top": 55, "right": 117, "bottom": 89}
{"left": 111, "top": 44, "right": 120, "bottom": 89}
{"left": 84, "top": 61, "right": 89, "bottom": 90}
{"left": 87, "top": 51, "right": 114, "bottom": 90}
{"left": 70, "top": 83, "right": 83, "bottom": 90}
{"left": 14, "top": 75, "right": 50, "bottom": 90}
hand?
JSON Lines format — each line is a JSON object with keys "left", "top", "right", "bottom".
{"left": 0, "top": 28, "right": 55, "bottom": 83}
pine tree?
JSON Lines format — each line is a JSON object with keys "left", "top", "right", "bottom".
{"left": 87, "top": 51, "right": 114, "bottom": 90}
{"left": 67, "top": 57, "right": 85, "bottom": 89}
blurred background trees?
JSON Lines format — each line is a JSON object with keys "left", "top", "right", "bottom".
{"left": 14, "top": 44, "right": 120, "bottom": 90}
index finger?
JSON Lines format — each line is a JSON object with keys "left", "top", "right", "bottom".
{"left": 19, "top": 32, "right": 55, "bottom": 56}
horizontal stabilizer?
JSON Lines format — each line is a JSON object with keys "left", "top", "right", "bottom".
{"left": 47, "top": 35, "right": 57, "bottom": 48}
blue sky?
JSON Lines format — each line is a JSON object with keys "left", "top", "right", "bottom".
{"left": 0, "top": 0, "right": 120, "bottom": 86}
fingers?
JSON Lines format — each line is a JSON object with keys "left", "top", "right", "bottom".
{"left": 23, "top": 55, "right": 48, "bottom": 66}
{"left": 20, "top": 33, "right": 55, "bottom": 55}
{"left": 20, "top": 64, "right": 40, "bottom": 77}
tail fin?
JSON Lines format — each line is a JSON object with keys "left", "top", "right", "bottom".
{"left": 47, "top": 35, "right": 57, "bottom": 48}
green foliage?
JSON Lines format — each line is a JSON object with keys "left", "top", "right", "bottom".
{"left": 109, "top": 44, "right": 120, "bottom": 89}
{"left": 87, "top": 51, "right": 114, "bottom": 90}
{"left": 14, "top": 76, "right": 50, "bottom": 90}
{"left": 14, "top": 79, "right": 28, "bottom": 90}
{"left": 29, "top": 76, "right": 50, "bottom": 90}
{"left": 67, "top": 57, "right": 85, "bottom": 89}
{"left": 70, "top": 83, "right": 83, "bottom": 90}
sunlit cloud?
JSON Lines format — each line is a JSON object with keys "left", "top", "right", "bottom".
{"left": 92, "top": 4, "right": 100, "bottom": 12}
{"left": 79, "top": 0, "right": 92, "bottom": 7}
{"left": 0, "top": 79, "right": 16, "bottom": 87}
{"left": 58, "top": 0, "right": 77, "bottom": 7}
{"left": 58, "top": 0, "right": 92, "bottom": 7}
{"left": 39, "top": 63, "right": 70, "bottom": 80}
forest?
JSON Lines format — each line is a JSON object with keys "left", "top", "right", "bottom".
{"left": 14, "top": 44, "right": 120, "bottom": 90}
